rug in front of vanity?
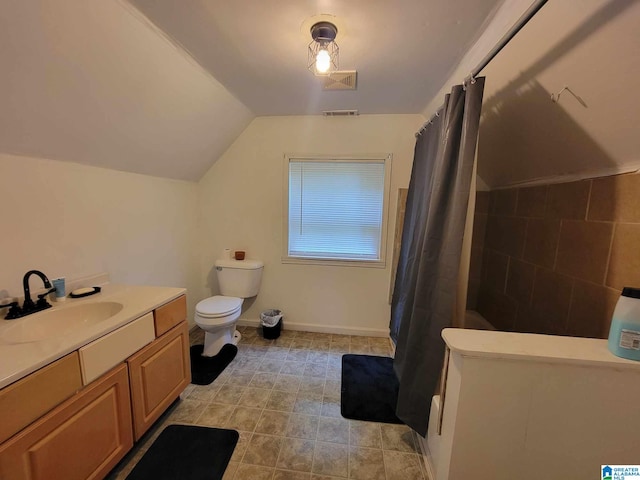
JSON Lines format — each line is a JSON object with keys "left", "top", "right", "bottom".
{"left": 126, "top": 424, "right": 238, "bottom": 480}
{"left": 341, "top": 354, "right": 403, "bottom": 424}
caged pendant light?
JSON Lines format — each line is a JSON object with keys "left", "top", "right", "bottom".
{"left": 308, "top": 21, "right": 339, "bottom": 76}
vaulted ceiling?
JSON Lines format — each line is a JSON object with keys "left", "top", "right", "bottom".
{"left": 0, "top": 0, "right": 503, "bottom": 180}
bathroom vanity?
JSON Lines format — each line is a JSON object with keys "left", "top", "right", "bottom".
{"left": 0, "top": 284, "right": 190, "bottom": 480}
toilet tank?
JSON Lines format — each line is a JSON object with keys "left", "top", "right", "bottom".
{"left": 214, "top": 259, "right": 264, "bottom": 298}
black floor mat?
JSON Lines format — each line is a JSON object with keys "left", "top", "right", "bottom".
{"left": 126, "top": 424, "right": 238, "bottom": 480}
{"left": 341, "top": 354, "right": 403, "bottom": 424}
{"left": 189, "top": 344, "right": 237, "bottom": 385}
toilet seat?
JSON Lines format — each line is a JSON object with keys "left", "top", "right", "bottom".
{"left": 195, "top": 295, "right": 242, "bottom": 319}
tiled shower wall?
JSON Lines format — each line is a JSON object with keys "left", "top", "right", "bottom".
{"left": 468, "top": 172, "right": 640, "bottom": 338}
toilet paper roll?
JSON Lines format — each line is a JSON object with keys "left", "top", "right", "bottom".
{"left": 223, "top": 248, "right": 232, "bottom": 260}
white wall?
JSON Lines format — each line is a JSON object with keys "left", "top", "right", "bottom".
{"left": 0, "top": 153, "right": 202, "bottom": 318}
{"left": 197, "top": 114, "right": 424, "bottom": 335}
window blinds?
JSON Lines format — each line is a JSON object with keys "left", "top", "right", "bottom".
{"left": 288, "top": 160, "right": 385, "bottom": 261}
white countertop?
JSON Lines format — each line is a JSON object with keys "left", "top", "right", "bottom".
{"left": 0, "top": 284, "right": 185, "bottom": 389}
{"left": 442, "top": 328, "right": 640, "bottom": 370}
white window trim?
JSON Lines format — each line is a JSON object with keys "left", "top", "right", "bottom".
{"left": 282, "top": 153, "right": 392, "bottom": 268}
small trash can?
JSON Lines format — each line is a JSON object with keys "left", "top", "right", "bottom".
{"left": 260, "top": 309, "right": 283, "bottom": 339}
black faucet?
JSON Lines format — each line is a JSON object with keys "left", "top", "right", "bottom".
{"left": 21, "top": 270, "right": 53, "bottom": 315}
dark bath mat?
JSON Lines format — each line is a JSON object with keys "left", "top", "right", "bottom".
{"left": 189, "top": 343, "right": 237, "bottom": 385}
{"left": 126, "top": 424, "right": 238, "bottom": 480}
{"left": 341, "top": 354, "right": 403, "bottom": 424}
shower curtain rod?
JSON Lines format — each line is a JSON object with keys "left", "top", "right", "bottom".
{"left": 416, "top": 0, "right": 549, "bottom": 136}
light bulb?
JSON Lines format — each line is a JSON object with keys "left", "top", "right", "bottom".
{"left": 315, "top": 49, "right": 331, "bottom": 74}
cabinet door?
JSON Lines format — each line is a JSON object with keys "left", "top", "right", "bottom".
{"left": 0, "top": 363, "right": 133, "bottom": 480}
{"left": 128, "top": 321, "right": 191, "bottom": 440}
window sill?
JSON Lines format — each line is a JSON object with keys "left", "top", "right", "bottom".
{"left": 281, "top": 256, "right": 386, "bottom": 268}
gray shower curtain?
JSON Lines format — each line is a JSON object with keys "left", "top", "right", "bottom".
{"left": 390, "top": 78, "right": 484, "bottom": 436}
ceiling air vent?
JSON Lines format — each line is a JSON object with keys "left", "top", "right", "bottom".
{"left": 321, "top": 70, "right": 357, "bottom": 90}
{"left": 322, "top": 110, "right": 359, "bottom": 117}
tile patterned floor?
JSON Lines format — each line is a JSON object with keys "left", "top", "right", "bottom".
{"left": 109, "top": 326, "right": 427, "bottom": 480}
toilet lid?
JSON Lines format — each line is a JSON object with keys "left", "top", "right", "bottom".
{"left": 196, "top": 296, "right": 242, "bottom": 318}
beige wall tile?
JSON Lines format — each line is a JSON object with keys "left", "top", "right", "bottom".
{"left": 477, "top": 287, "right": 517, "bottom": 331}
{"left": 556, "top": 220, "right": 613, "bottom": 283}
{"left": 476, "top": 191, "right": 490, "bottom": 214}
{"left": 472, "top": 213, "right": 487, "bottom": 248}
{"left": 506, "top": 259, "right": 535, "bottom": 306}
{"left": 529, "top": 268, "right": 573, "bottom": 334}
{"left": 485, "top": 216, "right": 527, "bottom": 257}
{"left": 490, "top": 189, "right": 518, "bottom": 215}
{"left": 516, "top": 186, "right": 547, "bottom": 217}
{"left": 523, "top": 218, "right": 561, "bottom": 268}
{"left": 545, "top": 180, "right": 591, "bottom": 220}
{"left": 483, "top": 250, "right": 509, "bottom": 293}
{"left": 606, "top": 223, "right": 640, "bottom": 290}
{"left": 567, "top": 281, "right": 620, "bottom": 339}
{"left": 588, "top": 173, "right": 640, "bottom": 223}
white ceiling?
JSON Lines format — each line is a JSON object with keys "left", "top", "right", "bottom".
{"left": 128, "top": 0, "right": 503, "bottom": 116}
{"left": 0, "top": 0, "right": 503, "bottom": 180}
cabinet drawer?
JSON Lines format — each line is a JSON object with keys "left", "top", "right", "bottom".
{"left": 79, "top": 313, "right": 155, "bottom": 384}
{"left": 0, "top": 352, "right": 81, "bottom": 444}
{"left": 128, "top": 321, "right": 191, "bottom": 440}
{"left": 154, "top": 295, "right": 187, "bottom": 337}
{"left": 0, "top": 364, "right": 133, "bottom": 480}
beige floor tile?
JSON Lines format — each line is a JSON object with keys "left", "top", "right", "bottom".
{"left": 169, "top": 399, "right": 205, "bottom": 423}
{"left": 227, "top": 406, "right": 262, "bottom": 432}
{"left": 304, "top": 363, "right": 328, "bottom": 378}
{"left": 109, "top": 328, "right": 424, "bottom": 480}
{"left": 307, "top": 351, "right": 329, "bottom": 364}
{"left": 274, "top": 374, "right": 302, "bottom": 393}
{"left": 249, "top": 372, "right": 278, "bottom": 389}
{"left": 274, "top": 469, "right": 312, "bottom": 480}
{"left": 214, "top": 385, "right": 247, "bottom": 404}
{"left": 380, "top": 423, "right": 418, "bottom": 453}
{"left": 230, "top": 430, "right": 252, "bottom": 463}
{"left": 320, "top": 397, "right": 341, "bottom": 418}
{"left": 238, "top": 387, "right": 271, "bottom": 409}
{"left": 277, "top": 438, "right": 315, "bottom": 472}
{"left": 185, "top": 384, "right": 219, "bottom": 403}
{"left": 323, "top": 379, "right": 340, "bottom": 399}
{"left": 255, "top": 410, "right": 291, "bottom": 436}
{"left": 233, "top": 463, "right": 275, "bottom": 480}
{"left": 349, "top": 446, "right": 386, "bottom": 480}
{"left": 281, "top": 360, "right": 307, "bottom": 375}
{"left": 383, "top": 450, "right": 425, "bottom": 480}
{"left": 222, "top": 461, "right": 239, "bottom": 480}
{"left": 370, "top": 346, "right": 391, "bottom": 357}
{"left": 259, "top": 358, "right": 284, "bottom": 373}
{"left": 293, "top": 392, "right": 323, "bottom": 415}
{"left": 350, "top": 422, "right": 381, "bottom": 448}
{"left": 316, "top": 417, "right": 349, "bottom": 444}
{"left": 242, "top": 434, "right": 283, "bottom": 467}
{"left": 299, "top": 377, "right": 325, "bottom": 395}
{"left": 287, "top": 349, "right": 310, "bottom": 362}
{"left": 197, "top": 402, "right": 236, "bottom": 427}
{"left": 286, "top": 413, "right": 319, "bottom": 440}
{"left": 312, "top": 442, "right": 348, "bottom": 477}
{"left": 266, "top": 389, "right": 297, "bottom": 412}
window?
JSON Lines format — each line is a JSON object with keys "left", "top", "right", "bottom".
{"left": 283, "top": 155, "right": 392, "bottom": 266}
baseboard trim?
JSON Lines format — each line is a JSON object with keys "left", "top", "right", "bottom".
{"left": 236, "top": 318, "right": 390, "bottom": 338}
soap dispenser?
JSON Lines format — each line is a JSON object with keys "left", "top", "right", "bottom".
{"left": 607, "top": 287, "right": 640, "bottom": 361}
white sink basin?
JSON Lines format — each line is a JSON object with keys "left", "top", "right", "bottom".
{"left": 1, "top": 302, "right": 124, "bottom": 344}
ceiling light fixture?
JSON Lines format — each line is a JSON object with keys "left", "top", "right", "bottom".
{"left": 308, "top": 21, "right": 338, "bottom": 76}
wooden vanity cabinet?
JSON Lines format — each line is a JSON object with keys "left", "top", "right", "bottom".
{"left": 0, "top": 363, "right": 133, "bottom": 480}
{"left": 128, "top": 320, "right": 190, "bottom": 440}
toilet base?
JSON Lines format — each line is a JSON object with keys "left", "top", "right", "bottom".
{"left": 202, "top": 328, "right": 241, "bottom": 357}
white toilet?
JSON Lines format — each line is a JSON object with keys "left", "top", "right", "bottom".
{"left": 194, "top": 258, "right": 264, "bottom": 356}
